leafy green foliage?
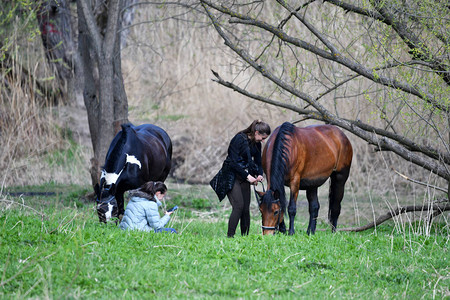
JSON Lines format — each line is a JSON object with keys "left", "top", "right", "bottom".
{"left": 0, "top": 1, "right": 41, "bottom": 59}
{"left": 0, "top": 184, "right": 448, "bottom": 298}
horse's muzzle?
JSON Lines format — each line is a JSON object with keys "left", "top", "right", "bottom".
{"left": 96, "top": 195, "right": 118, "bottom": 223}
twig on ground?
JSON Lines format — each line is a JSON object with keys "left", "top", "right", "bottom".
{"left": 179, "top": 219, "right": 193, "bottom": 234}
{"left": 338, "top": 202, "right": 450, "bottom": 232}
{"left": 392, "top": 168, "right": 447, "bottom": 193}
{"left": 49, "top": 213, "right": 80, "bottom": 234}
{"left": 0, "top": 199, "right": 47, "bottom": 218}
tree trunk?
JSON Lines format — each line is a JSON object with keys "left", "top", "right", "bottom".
{"left": 448, "top": 111, "right": 450, "bottom": 201}
{"left": 112, "top": 26, "right": 129, "bottom": 133}
{"left": 97, "top": 55, "right": 115, "bottom": 171}
{"left": 77, "top": 2, "right": 100, "bottom": 184}
{"left": 37, "top": 0, "right": 75, "bottom": 102}
{"left": 77, "top": 0, "right": 128, "bottom": 187}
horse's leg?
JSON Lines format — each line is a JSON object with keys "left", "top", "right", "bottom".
{"left": 288, "top": 188, "right": 299, "bottom": 235}
{"left": 306, "top": 187, "right": 320, "bottom": 235}
{"left": 117, "top": 193, "right": 125, "bottom": 221}
{"left": 279, "top": 219, "right": 287, "bottom": 234}
{"left": 328, "top": 169, "right": 350, "bottom": 232}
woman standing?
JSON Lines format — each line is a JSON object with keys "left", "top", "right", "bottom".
{"left": 119, "top": 181, "right": 177, "bottom": 233}
{"left": 210, "top": 120, "right": 271, "bottom": 237}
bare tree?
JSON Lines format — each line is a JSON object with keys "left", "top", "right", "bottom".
{"left": 4, "top": 0, "right": 131, "bottom": 188}
{"left": 200, "top": 0, "right": 450, "bottom": 200}
{"left": 76, "top": 0, "right": 129, "bottom": 186}
{"left": 35, "top": 0, "right": 132, "bottom": 186}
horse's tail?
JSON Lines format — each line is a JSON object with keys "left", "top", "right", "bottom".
{"left": 270, "top": 122, "right": 295, "bottom": 211}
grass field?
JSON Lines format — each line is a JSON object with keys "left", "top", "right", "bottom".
{"left": 1, "top": 183, "right": 449, "bottom": 299}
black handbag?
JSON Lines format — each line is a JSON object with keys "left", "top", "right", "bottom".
{"left": 210, "top": 169, "right": 224, "bottom": 201}
{"left": 210, "top": 165, "right": 235, "bottom": 202}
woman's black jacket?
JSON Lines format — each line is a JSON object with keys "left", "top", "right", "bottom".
{"left": 210, "top": 133, "right": 263, "bottom": 201}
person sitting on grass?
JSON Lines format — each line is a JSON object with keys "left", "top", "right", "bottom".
{"left": 119, "top": 181, "right": 177, "bottom": 233}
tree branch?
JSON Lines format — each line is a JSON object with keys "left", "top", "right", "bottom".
{"left": 323, "top": 0, "right": 383, "bottom": 21}
{"left": 393, "top": 169, "right": 448, "bottom": 193}
{"left": 201, "top": 1, "right": 321, "bottom": 109}
{"left": 276, "top": 0, "right": 340, "bottom": 55}
{"left": 202, "top": 1, "right": 450, "bottom": 180}
{"left": 275, "top": 0, "right": 448, "bottom": 111}
{"left": 370, "top": 0, "right": 449, "bottom": 84}
{"left": 213, "top": 68, "right": 450, "bottom": 179}
{"left": 204, "top": 1, "right": 447, "bottom": 112}
{"left": 103, "top": 0, "right": 121, "bottom": 61}
{"left": 210, "top": 69, "right": 317, "bottom": 117}
{"left": 338, "top": 202, "right": 450, "bottom": 232}
{"left": 77, "top": 0, "right": 102, "bottom": 58}
{"left": 346, "top": 119, "right": 450, "bottom": 164}
{"left": 325, "top": 0, "right": 450, "bottom": 85}
{"left": 123, "top": 1, "right": 203, "bottom": 14}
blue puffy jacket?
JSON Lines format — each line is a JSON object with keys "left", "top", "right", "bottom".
{"left": 119, "top": 190, "right": 170, "bottom": 232}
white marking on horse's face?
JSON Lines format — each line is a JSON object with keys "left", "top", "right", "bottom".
{"left": 126, "top": 154, "right": 142, "bottom": 169}
{"left": 104, "top": 202, "right": 114, "bottom": 221}
{"left": 100, "top": 154, "right": 141, "bottom": 186}
{"left": 103, "top": 169, "right": 123, "bottom": 185}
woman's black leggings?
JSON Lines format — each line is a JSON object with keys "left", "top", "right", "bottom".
{"left": 227, "top": 178, "right": 251, "bottom": 237}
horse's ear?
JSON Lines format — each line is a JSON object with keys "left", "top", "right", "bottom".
{"left": 121, "top": 123, "right": 132, "bottom": 131}
{"left": 273, "top": 190, "right": 280, "bottom": 200}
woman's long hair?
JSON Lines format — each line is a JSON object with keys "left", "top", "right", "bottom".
{"left": 239, "top": 120, "right": 271, "bottom": 142}
{"left": 140, "top": 181, "right": 167, "bottom": 198}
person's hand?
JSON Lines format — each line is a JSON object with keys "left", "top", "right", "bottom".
{"left": 165, "top": 211, "right": 174, "bottom": 216}
{"left": 247, "top": 174, "right": 258, "bottom": 185}
{"left": 256, "top": 175, "right": 264, "bottom": 182}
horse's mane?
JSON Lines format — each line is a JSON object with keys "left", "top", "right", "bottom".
{"left": 104, "top": 124, "right": 133, "bottom": 170}
{"left": 264, "top": 122, "right": 295, "bottom": 212}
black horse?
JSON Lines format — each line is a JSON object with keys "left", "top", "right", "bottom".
{"left": 94, "top": 123, "right": 172, "bottom": 222}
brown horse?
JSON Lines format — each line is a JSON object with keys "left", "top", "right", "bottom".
{"left": 255, "top": 122, "right": 353, "bottom": 235}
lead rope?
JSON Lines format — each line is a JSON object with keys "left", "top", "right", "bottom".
{"left": 254, "top": 182, "right": 281, "bottom": 234}
{"left": 253, "top": 181, "right": 265, "bottom": 201}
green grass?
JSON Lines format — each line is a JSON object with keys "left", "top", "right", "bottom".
{"left": 0, "top": 184, "right": 449, "bottom": 299}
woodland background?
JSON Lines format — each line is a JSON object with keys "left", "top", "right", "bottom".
{"left": 1, "top": 3, "right": 449, "bottom": 297}
{"left": 0, "top": 0, "right": 449, "bottom": 228}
